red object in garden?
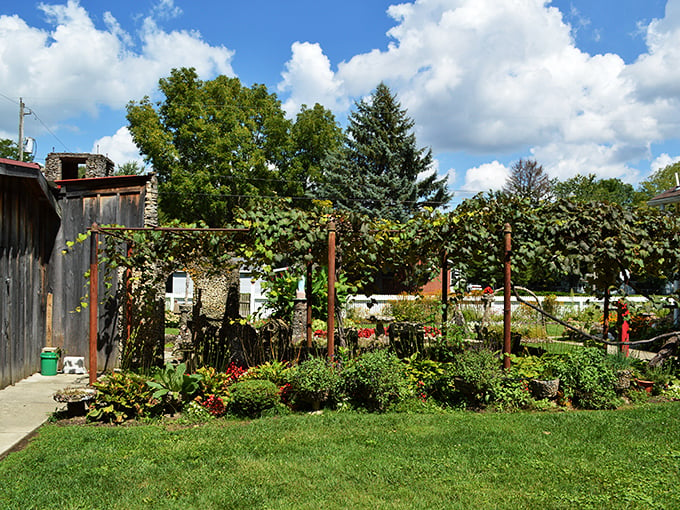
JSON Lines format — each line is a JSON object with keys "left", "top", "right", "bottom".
{"left": 618, "top": 300, "right": 631, "bottom": 357}
{"left": 483, "top": 286, "right": 494, "bottom": 294}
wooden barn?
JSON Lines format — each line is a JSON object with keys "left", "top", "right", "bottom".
{"left": 45, "top": 153, "right": 158, "bottom": 374}
{"left": 0, "top": 158, "right": 61, "bottom": 389}
{"left": 0, "top": 153, "right": 157, "bottom": 388}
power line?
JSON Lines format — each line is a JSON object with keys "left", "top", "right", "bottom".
{"left": 156, "top": 189, "right": 452, "bottom": 206}
{"left": 29, "top": 109, "right": 70, "bottom": 152}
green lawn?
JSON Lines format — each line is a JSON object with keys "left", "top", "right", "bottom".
{"left": 1, "top": 403, "right": 679, "bottom": 509}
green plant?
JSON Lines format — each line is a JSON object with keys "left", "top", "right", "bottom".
{"left": 546, "top": 348, "right": 618, "bottom": 409}
{"left": 508, "top": 355, "right": 553, "bottom": 380}
{"left": 450, "top": 349, "right": 503, "bottom": 406}
{"left": 403, "top": 357, "right": 457, "bottom": 406}
{"left": 426, "top": 325, "right": 465, "bottom": 362}
{"left": 291, "top": 357, "right": 339, "bottom": 409}
{"left": 228, "top": 379, "right": 281, "bottom": 418}
{"left": 244, "top": 360, "right": 296, "bottom": 387}
{"left": 147, "top": 363, "right": 203, "bottom": 412}
{"left": 87, "top": 371, "right": 160, "bottom": 423}
{"left": 489, "top": 376, "right": 534, "bottom": 412}
{"left": 387, "top": 294, "right": 441, "bottom": 323}
{"left": 340, "top": 350, "right": 410, "bottom": 411}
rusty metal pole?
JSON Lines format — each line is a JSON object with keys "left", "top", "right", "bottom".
{"left": 306, "top": 260, "right": 313, "bottom": 349}
{"left": 441, "top": 251, "right": 448, "bottom": 337}
{"left": 327, "top": 222, "right": 336, "bottom": 360}
{"left": 503, "top": 224, "right": 512, "bottom": 370}
{"left": 125, "top": 242, "right": 133, "bottom": 348}
{"left": 89, "top": 224, "right": 99, "bottom": 385}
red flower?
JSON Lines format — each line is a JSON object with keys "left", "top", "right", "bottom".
{"left": 483, "top": 286, "right": 494, "bottom": 294}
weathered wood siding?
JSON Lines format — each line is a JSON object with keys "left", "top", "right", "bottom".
{"left": 0, "top": 165, "right": 60, "bottom": 389}
{"left": 49, "top": 177, "right": 149, "bottom": 372}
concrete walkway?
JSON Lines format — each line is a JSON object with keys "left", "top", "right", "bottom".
{"left": 0, "top": 373, "right": 88, "bottom": 460}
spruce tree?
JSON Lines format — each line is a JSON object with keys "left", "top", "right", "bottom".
{"left": 318, "top": 83, "right": 450, "bottom": 222}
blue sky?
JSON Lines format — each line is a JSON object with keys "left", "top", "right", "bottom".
{"left": 2, "top": 0, "right": 680, "bottom": 203}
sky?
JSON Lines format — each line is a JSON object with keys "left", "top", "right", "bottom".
{"left": 1, "top": 0, "right": 680, "bottom": 203}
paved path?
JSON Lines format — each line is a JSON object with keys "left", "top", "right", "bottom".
{"left": 0, "top": 373, "right": 88, "bottom": 460}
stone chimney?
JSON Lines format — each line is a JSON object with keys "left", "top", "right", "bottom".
{"left": 44, "top": 153, "right": 115, "bottom": 181}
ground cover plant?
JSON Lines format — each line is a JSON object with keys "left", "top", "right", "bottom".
{"left": 2, "top": 403, "right": 679, "bottom": 509}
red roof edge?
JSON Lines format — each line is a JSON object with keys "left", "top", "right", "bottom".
{"left": 0, "top": 157, "right": 41, "bottom": 170}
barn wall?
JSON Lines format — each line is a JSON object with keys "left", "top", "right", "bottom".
{"left": 0, "top": 169, "right": 60, "bottom": 389}
{"left": 49, "top": 177, "right": 150, "bottom": 372}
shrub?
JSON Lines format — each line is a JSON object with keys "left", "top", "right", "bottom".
{"left": 291, "top": 357, "right": 339, "bottom": 409}
{"left": 546, "top": 348, "right": 618, "bottom": 409}
{"left": 426, "top": 325, "right": 465, "bottom": 362}
{"left": 388, "top": 295, "right": 441, "bottom": 323}
{"left": 88, "top": 371, "right": 160, "bottom": 423}
{"left": 340, "top": 350, "right": 409, "bottom": 412}
{"left": 197, "top": 364, "right": 244, "bottom": 398}
{"left": 228, "top": 379, "right": 281, "bottom": 418}
{"left": 403, "top": 357, "right": 456, "bottom": 407}
{"left": 244, "top": 360, "right": 296, "bottom": 387}
{"left": 450, "top": 349, "right": 503, "bottom": 406}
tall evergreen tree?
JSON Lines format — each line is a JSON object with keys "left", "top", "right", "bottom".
{"left": 318, "top": 83, "right": 450, "bottom": 222}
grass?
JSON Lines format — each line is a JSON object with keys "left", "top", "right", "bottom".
{"left": 1, "top": 403, "right": 679, "bottom": 509}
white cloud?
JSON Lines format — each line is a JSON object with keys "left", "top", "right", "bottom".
{"left": 92, "top": 127, "right": 143, "bottom": 168}
{"left": 279, "top": 0, "right": 680, "bottom": 185}
{"left": 278, "top": 42, "right": 348, "bottom": 116}
{"left": 152, "top": 0, "right": 182, "bottom": 20}
{"left": 651, "top": 153, "right": 680, "bottom": 172}
{"left": 0, "top": 1, "right": 234, "bottom": 137}
{"left": 462, "top": 161, "right": 508, "bottom": 193}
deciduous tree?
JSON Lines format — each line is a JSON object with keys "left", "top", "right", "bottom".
{"left": 503, "top": 159, "right": 550, "bottom": 202}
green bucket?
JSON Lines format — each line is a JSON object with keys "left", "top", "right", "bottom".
{"left": 40, "top": 351, "right": 59, "bottom": 376}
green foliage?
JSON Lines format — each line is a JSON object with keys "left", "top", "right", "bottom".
{"left": 290, "top": 357, "right": 340, "bottom": 408}
{"left": 403, "top": 357, "right": 457, "bottom": 406}
{"left": 340, "top": 350, "right": 410, "bottom": 411}
{"left": 258, "top": 270, "right": 301, "bottom": 321}
{"left": 114, "top": 161, "right": 145, "bottom": 176}
{"left": 244, "top": 360, "right": 296, "bottom": 387}
{"left": 318, "top": 83, "right": 450, "bottom": 222}
{"left": 147, "top": 363, "right": 203, "bottom": 412}
{"left": 196, "top": 366, "right": 237, "bottom": 397}
{"left": 388, "top": 294, "right": 442, "bottom": 323}
{"left": 546, "top": 348, "right": 618, "bottom": 409}
{"left": 636, "top": 161, "right": 680, "bottom": 207}
{"left": 228, "top": 379, "right": 281, "bottom": 418}
{"left": 127, "top": 67, "right": 339, "bottom": 226}
{"left": 0, "top": 137, "right": 34, "bottom": 161}
{"left": 87, "top": 372, "right": 160, "bottom": 423}
{"left": 425, "top": 325, "right": 466, "bottom": 362}
{"left": 551, "top": 173, "right": 635, "bottom": 207}
{"left": 450, "top": 349, "right": 503, "bottom": 405}
{"left": 489, "top": 376, "right": 534, "bottom": 412}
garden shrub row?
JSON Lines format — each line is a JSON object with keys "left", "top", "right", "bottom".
{"left": 86, "top": 347, "right": 680, "bottom": 424}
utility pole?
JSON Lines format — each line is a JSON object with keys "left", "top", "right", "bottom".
{"left": 18, "top": 98, "right": 31, "bottom": 162}
{"left": 18, "top": 98, "right": 24, "bottom": 161}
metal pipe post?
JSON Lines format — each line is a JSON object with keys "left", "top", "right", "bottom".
{"left": 327, "top": 222, "right": 336, "bottom": 360}
{"left": 306, "top": 260, "right": 313, "bottom": 349}
{"left": 503, "top": 224, "right": 512, "bottom": 370}
{"left": 89, "top": 224, "right": 99, "bottom": 385}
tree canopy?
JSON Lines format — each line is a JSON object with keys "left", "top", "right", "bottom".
{"left": 0, "top": 138, "right": 33, "bottom": 162}
{"left": 317, "top": 83, "right": 450, "bottom": 223}
{"left": 636, "top": 161, "right": 680, "bottom": 206}
{"left": 503, "top": 159, "right": 551, "bottom": 202}
{"left": 126, "top": 67, "right": 340, "bottom": 226}
{"left": 551, "top": 173, "right": 635, "bottom": 207}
